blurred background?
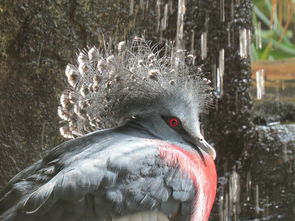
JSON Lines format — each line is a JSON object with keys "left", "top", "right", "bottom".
{"left": 251, "top": 0, "right": 295, "bottom": 126}
{"left": 0, "top": 0, "right": 294, "bottom": 220}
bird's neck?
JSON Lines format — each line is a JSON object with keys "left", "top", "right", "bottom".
{"left": 157, "top": 140, "right": 217, "bottom": 221}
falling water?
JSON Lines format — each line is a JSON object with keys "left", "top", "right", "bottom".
{"left": 282, "top": 143, "right": 289, "bottom": 162}
{"left": 174, "top": 0, "right": 186, "bottom": 70}
{"left": 255, "top": 184, "right": 260, "bottom": 214}
{"left": 129, "top": 0, "right": 134, "bottom": 15}
{"left": 263, "top": 196, "right": 270, "bottom": 219}
{"left": 156, "top": 0, "right": 161, "bottom": 33}
{"left": 247, "top": 29, "right": 251, "bottom": 54}
{"left": 161, "top": 3, "right": 169, "bottom": 31}
{"left": 176, "top": 0, "right": 186, "bottom": 51}
{"left": 225, "top": 193, "right": 229, "bottom": 220}
{"left": 230, "top": 0, "right": 235, "bottom": 20}
{"left": 256, "top": 69, "right": 265, "bottom": 100}
{"left": 275, "top": 80, "right": 280, "bottom": 113}
{"left": 220, "top": 0, "right": 225, "bottom": 22}
{"left": 228, "top": 0, "right": 234, "bottom": 49}
{"left": 201, "top": 32, "right": 208, "bottom": 60}
{"left": 220, "top": 191, "right": 230, "bottom": 221}
{"left": 227, "top": 23, "right": 231, "bottom": 48}
{"left": 219, "top": 172, "right": 240, "bottom": 221}
{"left": 256, "top": 22, "right": 262, "bottom": 49}
{"left": 168, "top": 0, "right": 173, "bottom": 14}
{"left": 216, "top": 68, "right": 221, "bottom": 97}
{"left": 246, "top": 172, "right": 252, "bottom": 201}
{"left": 212, "top": 61, "right": 217, "bottom": 94}
{"left": 281, "top": 80, "right": 285, "bottom": 90}
{"left": 190, "top": 31, "right": 195, "bottom": 53}
{"left": 239, "top": 28, "right": 250, "bottom": 58}
{"left": 201, "top": 16, "right": 209, "bottom": 60}
{"left": 219, "top": 186, "right": 225, "bottom": 221}
{"left": 216, "top": 49, "right": 225, "bottom": 97}
{"left": 229, "top": 169, "right": 240, "bottom": 220}
{"left": 219, "top": 49, "right": 225, "bottom": 79}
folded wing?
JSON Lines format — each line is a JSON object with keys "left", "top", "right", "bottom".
{"left": 0, "top": 128, "right": 197, "bottom": 221}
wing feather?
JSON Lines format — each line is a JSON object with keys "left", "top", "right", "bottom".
{"left": 0, "top": 127, "right": 197, "bottom": 221}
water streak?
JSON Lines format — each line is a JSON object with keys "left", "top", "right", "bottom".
{"left": 239, "top": 28, "right": 250, "bottom": 58}
{"left": 231, "top": 0, "right": 235, "bottom": 20}
{"left": 176, "top": 0, "right": 186, "bottom": 51}
{"left": 256, "top": 22, "right": 262, "bottom": 49}
{"left": 255, "top": 184, "right": 260, "bottom": 214}
{"left": 216, "top": 68, "right": 221, "bottom": 97}
{"left": 275, "top": 80, "right": 280, "bottom": 112}
{"left": 227, "top": 23, "right": 231, "bottom": 48}
{"left": 229, "top": 169, "right": 240, "bottom": 220}
{"left": 201, "top": 32, "right": 208, "bottom": 60}
{"left": 263, "top": 196, "right": 270, "bottom": 219}
{"left": 212, "top": 61, "right": 217, "bottom": 93}
{"left": 248, "top": 29, "right": 252, "bottom": 55}
{"left": 220, "top": 0, "right": 225, "bottom": 22}
{"left": 162, "top": 3, "right": 169, "bottom": 31}
{"left": 256, "top": 69, "right": 265, "bottom": 100}
{"left": 168, "top": 0, "right": 173, "bottom": 14}
{"left": 224, "top": 193, "right": 229, "bottom": 220}
{"left": 129, "top": 0, "right": 134, "bottom": 15}
{"left": 216, "top": 49, "right": 225, "bottom": 97}
{"left": 282, "top": 143, "right": 289, "bottom": 162}
{"left": 219, "top": 186, "right": 225, "bottom": 221}
{"left": 246, "top": 171, "right": 252, "bottom": 201}
{"left": 190, "top": 31, "right": 195, "bottom": 53}
{"left": 156, "top": 0, "right": 161, "bottom": 32}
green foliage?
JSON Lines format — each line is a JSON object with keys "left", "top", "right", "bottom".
{"left": 252, "top": 0, "right": 295, "bottom": 61}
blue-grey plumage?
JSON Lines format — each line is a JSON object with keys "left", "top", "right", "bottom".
{"left": 0, "top": 122, "right": 197, "bottom": 221}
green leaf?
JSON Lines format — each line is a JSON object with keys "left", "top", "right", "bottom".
{"left": 254, "top": 6, "right": 292, "bottom": 44}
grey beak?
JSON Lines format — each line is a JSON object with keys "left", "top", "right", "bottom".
{"left": 181, "top": 130, "right": 217, "bottom": 160}
{"left": 197, "top": 138, "right": 216, "bottom": 160}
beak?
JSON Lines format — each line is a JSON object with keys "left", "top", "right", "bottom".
{"left": 196, "top": 138, "right": 216, "bottom": 160}
{"left": 181, "top": 131, "right": 216, "bottom": 160}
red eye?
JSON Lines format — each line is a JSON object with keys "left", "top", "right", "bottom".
{"left": 169, "top": 118, "right": 180, "bottom": 127}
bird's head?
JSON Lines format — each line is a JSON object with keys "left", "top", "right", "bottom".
{"left": 58, "top": 38, "right": 215, "bottom": 159}
{"left": 124, "top": 84, "right": 216, "bottom": 159}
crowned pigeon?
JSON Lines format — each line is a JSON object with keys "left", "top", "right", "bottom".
{"left": 0, "top": 39, "right": 217, "bottom": 221}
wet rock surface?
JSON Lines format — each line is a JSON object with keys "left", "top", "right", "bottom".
{"left": 253, "top": 101, "right": 295, "bottom": 125}
{"left": 246, "top": 124, "right": 295, "bottom": 220}
{"left": 213, "top": 124, "right": 295, "bottom": 220}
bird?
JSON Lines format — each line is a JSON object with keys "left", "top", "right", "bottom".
{"left": 0, "top": 38, "right": 217, "bottom": 221}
